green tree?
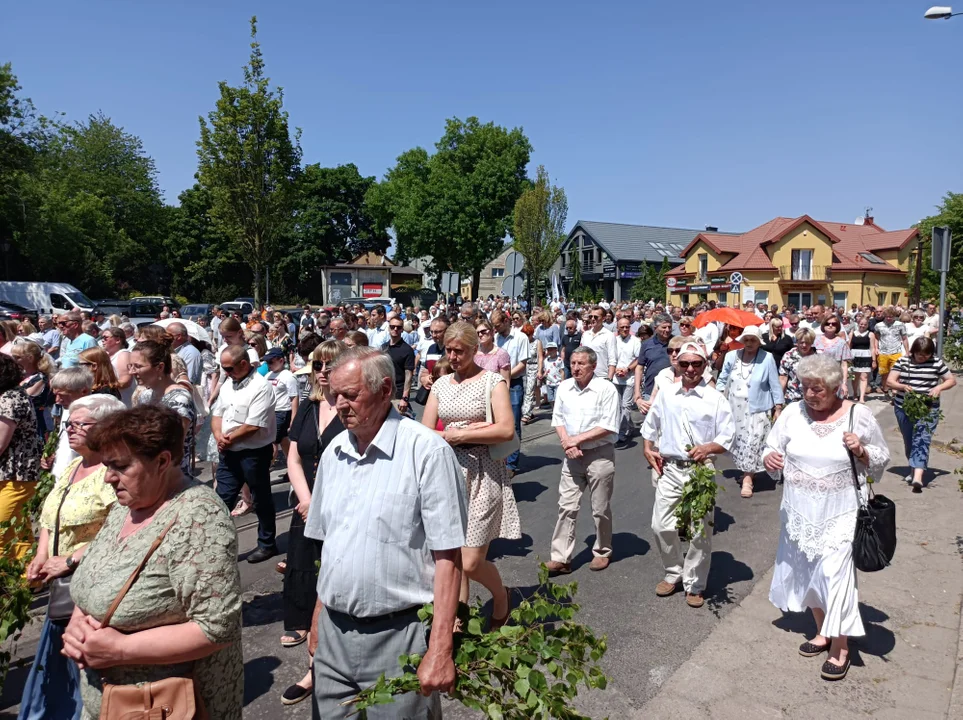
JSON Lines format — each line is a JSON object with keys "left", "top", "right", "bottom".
{"left": 197, "top": 16, "right": 302, "bottom": 306}
{"left": 912, "top": 192, "right": 963, "bottom": 303}
{"left": 370, "top": 117, "right": 531, "bottom": 298}
{"left": 567, "top": 251, "right": 585, "bottom": 303}
{"left": 512, "top": 165, "right": 567, "bottom": 306}
{"left": 278, "top": 163, "right": 390, "bottom": 298}
{"left": 630, "top": 262, "right": 665, "bottom": 302}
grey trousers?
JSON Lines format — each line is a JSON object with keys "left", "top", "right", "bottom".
{"left": 613, "top": 382, "right": 636, "bottom": 441}
{"left": 313, "top": 608, "right": 441, "bottom": 719}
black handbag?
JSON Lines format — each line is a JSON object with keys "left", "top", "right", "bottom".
{"left": 47, "top": 464, "right": 80, "bottom": 623}
{"left": 413, "top": 384, "right": 430, "bottom": 406}
{"left": 846, "top": 406, "right": 897, "bottom": 572}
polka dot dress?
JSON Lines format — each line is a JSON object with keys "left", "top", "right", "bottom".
{"left": 432, "top": 371, "right": 522, "bottom": 547}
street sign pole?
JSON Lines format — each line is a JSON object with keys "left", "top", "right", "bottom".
{"left": 933, "top": 227, "right": 952, "bottom": 355}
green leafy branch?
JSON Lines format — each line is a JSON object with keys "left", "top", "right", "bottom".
{"left": 0, "top": 428, "right": 59, "bottom": 693}
{"left": 347, "top": 564, "right": 609, "bottom": 719}
{"left": 675, "top": 445, "right": 721, "bottom": 541}
{"left": 901, "top": 389, "right": 944, "bottom": 424}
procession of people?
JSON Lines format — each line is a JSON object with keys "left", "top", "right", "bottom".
{"left": 0, "top": 292, "right": 957, "bottom": 718}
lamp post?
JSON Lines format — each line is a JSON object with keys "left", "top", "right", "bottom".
{"left": 924, "top": 6, "right": 962, "bottom": 18}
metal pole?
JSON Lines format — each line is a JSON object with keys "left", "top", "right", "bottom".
{"left": 938, "top": 265, "right": 947, "bottom": 356}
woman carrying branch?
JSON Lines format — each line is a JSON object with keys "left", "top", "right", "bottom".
{"left": 764, "top": 354, "right": 889, "bottom": 681}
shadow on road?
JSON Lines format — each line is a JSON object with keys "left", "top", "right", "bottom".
{"left": 571, "top": 531, "right": 649, "bottom": 570}
{"left": 244, "top": 654, "right": 282, "bottom": 705}
{"left": 713, "top": 507, "right": 736, "bottom": 534}
{"left": 243, "top": 591, "right": 286, "bottom": 628}
{"left": 512, "top": 480, "right": 548, "bottom": 504}
{"left": 705, "top": 551, "right": 754, "bottom": 613}
{"left": 770, "top": 602, "right": 894, "bottom": 667}
{"left": 520, "top": 454, "right": 561, "bottom": 473}
{"left": 489, "top": 532, "right": 534, "bottom": 561}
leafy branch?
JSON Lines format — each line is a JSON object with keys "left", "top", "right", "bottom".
{"left": 0, "top": 427, "right": 59, "bottom": 693}
{"left": 347, "top": 564, "right": 609, "bottom": 719}
{"left": 901, "top": 390, "right": 944, "bottom": 424}
{"left": 675, "top": 446, "right": 721, "bottom": 541}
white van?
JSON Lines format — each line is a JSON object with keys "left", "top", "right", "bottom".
{"left": 0, "top": 282, "right": 97, "bottom": 315}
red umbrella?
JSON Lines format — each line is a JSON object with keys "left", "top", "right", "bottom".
{"left": 691, "top": 307, "right": 763, "bottom": 329}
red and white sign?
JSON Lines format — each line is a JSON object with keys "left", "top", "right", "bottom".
{"left": 666, "top": 277, "right": 677, "bottom": 288}
{"left": 362, "top": 283, "right": 383, "bottom": 298}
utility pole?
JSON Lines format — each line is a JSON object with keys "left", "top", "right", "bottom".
{"left": 913, "top": 235, "right": 923, "bottom": 306}
{"left": 932, "top": 227, "right": 952, "bottom": 355}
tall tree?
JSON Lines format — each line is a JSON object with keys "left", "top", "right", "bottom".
{"left": 370, "top": 117, "right": 530, "bottom": 297}
{"left": 512, "top": 165, "right": 567, "bottom": 305}
{"left": 196, "top": 16, "right": 301, "bottom": 306}
{"left": 567, "top": 251, "right": 585, "bottom": 303}
{"left": 911, "top": 192, "right": 963, "bottom": 303}
{"left": 630, "top": 262, "right": 665, "bottom": 302}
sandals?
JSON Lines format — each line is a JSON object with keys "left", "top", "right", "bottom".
{"left": 280, "top": 630, "right": 308, "bottom": 648}
{"left": 799, "top": 639, "right": 831, "bottom": 657}
{"left": 275, "top": 561, "right": 287, "bottom": 575}
{"left": 231, "top": 500, "right": 253, "bottom": 517}
{"left": 521, "top": 415, "right": 535, "bottom": 425}
{"left": 740, "top": 479, "right": 753, "bottom": 498}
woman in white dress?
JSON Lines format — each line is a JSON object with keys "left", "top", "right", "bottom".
{"left": 717, "top": 325, "right": 783, "bottom": 498}
{"left": 763, "top": 354, "right": 889, "bottom": 681}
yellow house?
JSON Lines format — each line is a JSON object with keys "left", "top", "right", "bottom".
{"left": 665, "top": 214, "right": 919, "bottom": 310}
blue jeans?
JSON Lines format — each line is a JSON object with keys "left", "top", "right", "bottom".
{"left": 18, "top": 616, "right": 82, "bottom": 720}
{"left": 507, "top": 381, "right": 524, "bottom": 471}
{"left": 216, "top": 444, "right": 277, "bottom": 550}
{"left": 894, "top": 405, "right": 938, "bottom": 470}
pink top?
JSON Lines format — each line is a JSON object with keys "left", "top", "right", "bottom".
{"left": 474, "top": 347, "right": 510, "bottom": 374}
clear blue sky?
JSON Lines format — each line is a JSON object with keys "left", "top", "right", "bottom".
{"left": 4, "top": 0, "right": 961, "bottom": 235}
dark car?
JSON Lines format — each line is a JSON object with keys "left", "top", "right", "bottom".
{"left": 93, "top": 299, "right": 133, "bottom": 318}
{"left": 0, "top": 300, "right": 38, "bottom": 322}
{"left": 129, "top": 296, "right": 181, "bottom": 318}
{"left": 180, "top": 303, "right": 215, "bottom": 322}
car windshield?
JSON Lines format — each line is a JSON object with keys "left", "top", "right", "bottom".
{"left": 65, "top": 291, "right": 96, "bottom": 308}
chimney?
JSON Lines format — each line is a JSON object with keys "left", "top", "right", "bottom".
{"left": 864, "top": 206, "right": 874, "bottom": 226}
{"left": 705, "top": 225, "right": 718, "bottom": 232}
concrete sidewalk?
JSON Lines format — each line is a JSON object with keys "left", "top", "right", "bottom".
{"left": 637, "top": 397, "right": 963, "bottom": 720}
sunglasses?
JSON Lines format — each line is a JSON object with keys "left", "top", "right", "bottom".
{"left": 78, "top": 361, "right": 95, "bottom": 367}
{"left": 477, "top": 329, "right": 491, "bottom": 336}
{"left": 668, "top": 349, "right": 680, "bottom": 355}
{"left": 824, "top": 323, "right": 839, "bottom": 328}
{"left": 221, "top": 365, "right": 236, "bottom": 373}
{"left": 312, "top": 360, "right": 328, "bottom": 372}
{"left": 389, "top": 324, "right": 404, "bottom": 330}
{"left": 679, "top": 323, "right": 692, "bottom": 327}
{"left": 678, "top": 360, "right": 705, "bottom": 369}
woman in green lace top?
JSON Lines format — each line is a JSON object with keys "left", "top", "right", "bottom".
{"left": 62, "top": 405, "right": 243, "bottom": 719}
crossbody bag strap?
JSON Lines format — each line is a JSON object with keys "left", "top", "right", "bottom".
{"left": 846, "top": 405, "right": 865, "bottom": 509}
{"left": 101, "top": 516, "right": 178, "bottom": 628}
{"left": 52, "top": 461, "right": 82, "bottom": 557}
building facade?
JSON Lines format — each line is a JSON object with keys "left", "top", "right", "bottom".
{"left": 664, "top": 214, "right": 919, "bottom": 309}
{"left": 461, "top": 242, "right": 516, "bottom": 300}
{"left": 320, "top": 252, "right": 423, "bottom": 304}
{"left": 556, "top": 221, "right": 737, "bottom": 303}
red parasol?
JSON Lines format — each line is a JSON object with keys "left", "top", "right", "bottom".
{"left": 691, "top": 307, "right": 763, "bottom": 329}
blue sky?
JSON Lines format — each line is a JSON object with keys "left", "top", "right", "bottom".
{"left": 4, "top": 0, "right": 961, "bottom": 235}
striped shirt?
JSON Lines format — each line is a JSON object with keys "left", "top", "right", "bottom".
{"left": 304, "top": 408, "right": 468, "bottom": 617}
{"left": 891, "top": 356, "right": 950, "bottom": 408}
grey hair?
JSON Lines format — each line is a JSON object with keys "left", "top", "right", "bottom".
{"left": 67, "top": 394, "right": 126, "bottom": 420}
{"left": 51, "top": 367, "right": 93, "bottom": 392}
{"left": 570, "top": 346, "right": 598, "bottom": 366}
{"left": 330, "top": 346, "right": 396, "bottom": 397}
{"left": 795, "top": 354, "right": 843, "bottom": 390}
{"left": 120, "top": 322, "right": 135, "bottom": 335}
{"left": 653, "top": 313, "right": 672, "bottom": 327}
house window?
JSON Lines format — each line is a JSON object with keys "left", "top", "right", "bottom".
{"left": 491, "top": 267, "right": 505, "bottom": 278}
{"left": 877, "top": 292, "right": 887, "bottom": 306}
{"left": 597, "top": 248, "right": 603, "bottom": 264}
{"left": 891, "top": 292, "right": 900, "bottom": 305}
{"left": 833, "top": 292, "right": 847, "bottom": 309}
{"left": 787, "top": 292, "right": 812, "bottom": 309}
{"left": 698, "top": 254, "right": 708, "bottom": 278}
{"left": 582, "top": 249, "right": 593, "bottom": 267}
{"left": 754, "top": 290, "right": 769, "bottom": 306}
{"left": 561, "top": 253, "right": 566, "bottom": 268}
{"left": 679, "top": 293, "right": 689, "bottom": 305}
{"left": 791, "top": 249, "right": 813, "bottom": 280}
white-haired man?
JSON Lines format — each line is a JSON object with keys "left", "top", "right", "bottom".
{"left": 641, "top": 341, "right": 734, "bottom": 609}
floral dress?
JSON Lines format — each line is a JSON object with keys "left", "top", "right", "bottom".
{"left": 0, "top": 388, "right": 42, "bottom": 482}
{"left": 522, "top": 338, "right": 540, "bottom": 417}
{"left": 432, "top": 372, "right": 522, "bottom": 547}
{"left": 726, "top": 357, "right": 770, "bottom": 474}
{"left": 70, "top": 481, "right": 243, "bottom": 720}
{"left": 134, "top": 387, "right": 196, "bottom": 477}
{"left": 779, "top": 348, "right": 815, "bottom": 403}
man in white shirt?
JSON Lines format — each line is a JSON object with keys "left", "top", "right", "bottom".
{"left": 168, "top": 322, "right": 202, "bottom": 385}
{"left": 546, "top": 346, "right": 620, "bottom": 575}
{"left": 923, "top": 302, "right": 940, "bottom": 337}
{"left": 493, "top": 309, "right": 530, "bottom": 475}
{"left": 613, "top": 317, "right": 641, "bottom": 447}
{"left": 212, "top": 344, "right": 278, "bottom": 563}
{"left": 263, "top": 346, "right": 299, "bottom": 462}
{"left": 580, "top": 306, "right": 617, "bottom": 380}
{"left": 641, "top": 342, "right": 734, "bottom": 608}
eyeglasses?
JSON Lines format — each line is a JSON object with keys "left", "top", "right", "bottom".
{"left": 221, "top": 365, "right": 236, "bottom": 373}
{"left": 824, "top": 323, "right": 839, "bottom": 328}
{"left": 678, "top": 360, "right": 705, "bottom": 369}
{"left": 66, "top": 420, "right": 97, "bottom": 432}
{"left": 476, "top": 329, "right": 491, "bottom": 336}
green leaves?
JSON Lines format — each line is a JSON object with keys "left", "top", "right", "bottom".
{"left": 512, "top": 165, "right": 568, "bottom": 302}
{"left": 901, "top": 389, "right": 943, "bottom": 424}
{"left": 676, "top": 461, "right": 720, "bottom": 541}
{"left": 348, "top": 563, "right": 609, "bottom": 719}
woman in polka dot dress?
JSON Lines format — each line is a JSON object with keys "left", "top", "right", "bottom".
{"left": 422, "top": 322, "right": 521, "bottom": 629}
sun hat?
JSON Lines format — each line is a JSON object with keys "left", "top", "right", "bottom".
{"left": 735, "top": 325, "right": 763, "bottom": 343}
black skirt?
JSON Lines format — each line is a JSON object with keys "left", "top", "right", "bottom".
{"left": 282, "top": 511, "right": 321, "bottom": 631}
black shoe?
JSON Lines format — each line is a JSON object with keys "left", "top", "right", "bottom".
{"left": 820, "top": 658, "right": 850, "bottom": 681}
{"left": 912, "top": 481, "right": 923, "bottom": 494}
{"left": 247, "top": 546, "right": 279, "bottom": 564}
{"left": 615, "top": 439, "right": 629, "bottom": 449}
{"left": 281, "top": 682, "right": 312, "bottom": 705}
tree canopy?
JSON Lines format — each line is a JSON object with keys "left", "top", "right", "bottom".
{"left": 512, "top": 165, "right": 567, "bottom": 304}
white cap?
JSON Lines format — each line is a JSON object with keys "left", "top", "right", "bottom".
{"left": 677, "top": 341, "right": 708, "bottom": 361}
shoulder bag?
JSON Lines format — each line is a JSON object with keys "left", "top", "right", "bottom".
{"left": 47, "top": 462, "right": 81, "bottom": 623}
{"left": 846, "top": 405, "right": 897, "bottom": 572}
{"left": 485, "top": 372, "right": 520, "bottom": 462}
{"left": 98, "top": 516, "right": 209, "bottom": 720}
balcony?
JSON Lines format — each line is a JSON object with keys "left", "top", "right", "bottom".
{"left": 778, "top": 265, "right": 832, "bottom": 282}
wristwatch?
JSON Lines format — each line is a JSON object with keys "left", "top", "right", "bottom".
{"left": 65, "top": 554, "right": 79, "bottom": 572}
{"left": 401, "top": 395, "right": 410, "bottom": 402}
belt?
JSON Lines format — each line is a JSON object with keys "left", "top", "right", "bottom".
{"left": 328, "top": 605, "right": 421, "bottom": 626}
{"left": 664, "top": 458, "right": 695, "bottom": 468}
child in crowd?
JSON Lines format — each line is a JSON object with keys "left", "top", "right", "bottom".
{"left": 542, "top": 342, "right": 565, "bottom": 404}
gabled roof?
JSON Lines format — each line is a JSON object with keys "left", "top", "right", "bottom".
{"left": 568, "top": 220, "right": 738, "bottom": 264}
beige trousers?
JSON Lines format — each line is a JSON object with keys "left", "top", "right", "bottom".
{"left": 550, "top": 444, "right": 615, "bottom": 563}
{"left": 651, "top": 461, "right": 714, "bottom": 594}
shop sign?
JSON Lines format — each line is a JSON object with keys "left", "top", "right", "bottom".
{"left": 688, "top": 284, "right": 710, "bottom": 293}
{"left": 709, "top": 282, "right": 731, "bottom": 290}
{"left": 362, "top": 283, "right": 383, "bottom": 298}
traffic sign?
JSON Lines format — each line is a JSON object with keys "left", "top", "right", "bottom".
{"left": 440, "top": 272, "right": 460, "bottom": 295}
{"left": 666, "top": 277, "right": 677, "bottom": 288}
{"left": 730, "top": 283, "right": 740, "bottom": 294}
{"left": 504, "top": 252, "right": 524, "bottom": 276}
{"left": 729, "top": 271, "right": 743, "bottom": 285}
{"left": 501, "top": 275, "right": 525, "bottom": 297}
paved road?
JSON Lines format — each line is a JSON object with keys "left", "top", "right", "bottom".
{"left": 0, "top": 400, "right": 889, "bottom": 718}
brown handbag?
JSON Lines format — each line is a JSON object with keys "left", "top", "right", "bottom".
{"left": 98, "top": 516, "right": 209, "bottom": 720}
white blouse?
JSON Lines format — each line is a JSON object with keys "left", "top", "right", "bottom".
{"left": 763, "top": 402, "right": 889, "bottom": 560}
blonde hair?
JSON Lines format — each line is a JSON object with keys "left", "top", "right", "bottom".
{"left": 78, "top": 346, "right": 120, "bottom": 392}
{"left": 795, "top": 327, "right": 816, "bottom": 345}
{"left": 443, "top": 321, "right": 480, "bottom": 353}
{"left": 308, "top": 340, "right": 347, "bottom": 402}
{"left": 11, "top": 341, "right": 54, "bottom": 376}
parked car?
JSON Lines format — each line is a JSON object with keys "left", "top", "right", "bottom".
{"left": 220, "top": 300, "right": 254, "bottom": 316}
{"left": 339, "top": 297, "right": 396, "bottom": 311}
{"left": 233, "top": 297, "right": 256, "bottom": 307}
{"left": 180, "top": 303, "right": 215, "bottom": 322}
{"left": 93, "top": 299, "right": 133, "bottom": 318}
{"left": 0, "top": 282, "right": 96, "bottom": 315}
{"left": 0, "top": 300, "right": 38, "bottom": 322}
{"left": 128, "top": 296, "right": 181, "bottom": 319}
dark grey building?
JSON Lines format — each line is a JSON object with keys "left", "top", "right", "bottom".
{"left": 557, "top": 220, "right": 736, "bottom": 302}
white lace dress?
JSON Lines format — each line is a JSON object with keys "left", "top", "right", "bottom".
{"left": 764, "top": 402, "right": 889, "bottom": 638}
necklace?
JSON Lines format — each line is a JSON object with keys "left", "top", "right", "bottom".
{"left": 737, "top": 351, "right": 755, "bottom": 380}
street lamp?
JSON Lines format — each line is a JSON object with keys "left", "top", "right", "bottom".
{"left": 924, "top": 6, "right": 961, "bottom": 19}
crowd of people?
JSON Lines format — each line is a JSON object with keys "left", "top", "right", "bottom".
{"left": 0, "top": 291, "right": 956, "bottom": 717}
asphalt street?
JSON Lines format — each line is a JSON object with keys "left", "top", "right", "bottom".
{"left": 1, "top": 401, "right": 888, "bottom": 718}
